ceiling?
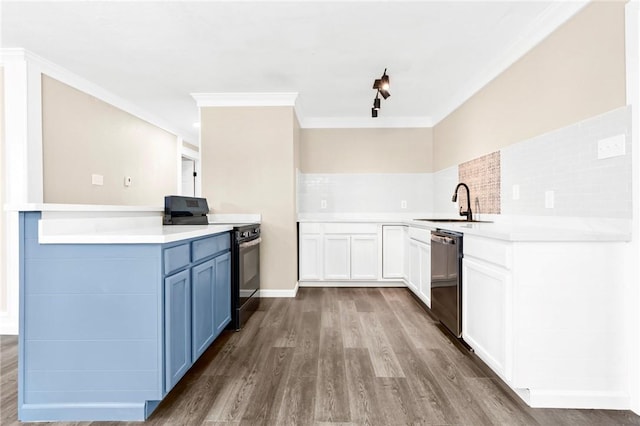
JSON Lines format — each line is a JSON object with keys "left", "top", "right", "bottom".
{"left": 1, "top": 1, "right": 587, "bottom": 142}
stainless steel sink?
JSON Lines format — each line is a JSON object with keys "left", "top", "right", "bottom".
{"left": 414, "top": 218, "right": 493, "bottom": 223}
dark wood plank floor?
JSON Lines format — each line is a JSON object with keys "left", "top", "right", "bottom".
{"left": 2, "top": 287, "right": 640, "bottom": 425}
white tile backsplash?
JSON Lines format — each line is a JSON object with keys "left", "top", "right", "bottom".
{"left": 501, "top": 106, "right": 632, "bottom": 218}
{"left": 297, "top": 106, "right": 631, "bottom": 219}
{"left": 297, "top": 173, "right": 433, "bottom": 213}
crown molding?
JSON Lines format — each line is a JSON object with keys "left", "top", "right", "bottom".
{"left": 300, "top": 116, "right": 433, "bottom": 129}
{"left": 191, "top": 92, "right": 299, "bottom": 107}
{"left": 430, "top": 0, "right": 589, "bottom": 124}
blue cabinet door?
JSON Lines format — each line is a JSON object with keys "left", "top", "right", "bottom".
{"left": 191, "top": 259, "right": 216, "bottom": 362}
{"left": 164, "top": 269, "right": 192, "bottom": 393}
{"left": 214, "top": 252, "right": 232, "bottom": 335}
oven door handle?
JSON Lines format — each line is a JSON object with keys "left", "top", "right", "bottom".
{"left": 239, "top": 237, "right": 262, "bottom": 249}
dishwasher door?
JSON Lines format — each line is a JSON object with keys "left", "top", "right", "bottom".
{"left": 430, "top": 230, "right": 463, "bottom": 337}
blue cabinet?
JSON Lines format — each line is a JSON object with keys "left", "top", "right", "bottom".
{"left": 18, "top": 212, "right": 231, "bottom": 422}
{"left": 165, "top": 269, "right": 192, "bottom": 392}
{"left": 214, "top": 252, "right": 232, "bottom": 335}
{"left": 191, "top": 259, "right": 216, "bottom": 361}
{"left": 162, "top": 233, "right": 231, "bottom": 393}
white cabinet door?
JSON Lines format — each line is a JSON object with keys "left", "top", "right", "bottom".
{"left": 408, "top": 240, "right": 420, "bottom": 293}
{"left": 323, "top": 235, "right": 351, "bottom": 280}
{"left": 418, "top": 242, "right": 431, "bottom": 308}
{"left": 462, "top": 257, "right": 511, "bottom": 380}
{"left": 402, "top": 227, "right": 410, "bottom": 282}
{"left": 299, "top": 234, "right": 322, "bottom": 280}
{"left": 382, "top": 226, "right": 404, "bottom": 279}
{"left": 351, "top": 235, "right": 378, "bottom": 280}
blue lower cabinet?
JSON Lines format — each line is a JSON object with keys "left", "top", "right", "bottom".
{"left": 191, "top": 259, "right": 216, "bottom": 362}
{"left": 214, "top": 252, "right": 232, "bottom": 334}
{"left": 165, "top": 269, "right": 192, "bottom": 393}
{"left": 18, "top": 212, "right": 231, "bottom": 422}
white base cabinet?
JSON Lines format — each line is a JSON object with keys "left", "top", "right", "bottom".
{"left": 407, "top": 227, "right": 431, "bottom": 307}
{"left": 382, "top": 225, "right": 405, "bottom": 279}
{"left": 462, "top": 256, "right": 511, "bottom": 380}
{"left": 462, "top": 234, "right": 629, "bottom": 409}
{"left": 299, "top": 223, "right": 380, "bottom": 282}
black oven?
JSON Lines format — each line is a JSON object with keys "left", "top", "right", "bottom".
{"left": 230, "top": 224, "right": 261, "bottom": 330}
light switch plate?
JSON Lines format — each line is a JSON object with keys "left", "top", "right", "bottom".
{"left": 512, "top": 185, "right": 520, "bottom": 200}
{"left": 124, "top": 176, "right": 132, "bottom": 187}
{"left": 597, "top": 134, "right": 626, "bottom": 159}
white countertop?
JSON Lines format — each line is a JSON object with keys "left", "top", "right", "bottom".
{"left": 298, "top": 213, "right": 632, "bottom": 242}
{"left": 6, "top": 203, "right": 164, "bottom": 212}
{"left": 38, "top": 224, "right": 234, "bottom": 244}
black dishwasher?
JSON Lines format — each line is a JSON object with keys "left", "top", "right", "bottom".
{"left": 430, "top": 229, "right": 463, "bottom": 337}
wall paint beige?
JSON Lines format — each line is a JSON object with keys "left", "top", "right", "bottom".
{"left": 434, "top": 1, "right": 627, "bottom": 171}
{"left": 300, "top": 127, "right": 433, "bottom": 173}
{"left": 41, "top": 75, "right": 178, "bottom": 205}
{"left": 201, "top": 106, "right": 297, "bottom": 292}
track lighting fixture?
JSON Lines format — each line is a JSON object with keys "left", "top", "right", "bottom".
{"left": 371, "top": 68, "right": 390, "bottom": 118}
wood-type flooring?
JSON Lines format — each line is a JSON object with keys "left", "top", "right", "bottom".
{"left": 2, "top": 287, "right": 640, "bottom": 425}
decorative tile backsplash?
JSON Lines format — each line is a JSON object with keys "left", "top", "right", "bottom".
{"left": 458, "top": 151, "right": 501, "bottom": 215}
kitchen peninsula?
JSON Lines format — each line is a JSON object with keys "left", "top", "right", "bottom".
{"left": 15, "top": 204, "right": 233, "bottom": 422}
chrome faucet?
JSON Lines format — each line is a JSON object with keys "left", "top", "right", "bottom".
{"left": 451, "top": 183, "right": 473, "bottom": 221}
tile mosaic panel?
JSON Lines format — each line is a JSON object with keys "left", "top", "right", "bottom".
{"left": 458, "top": 151, "right": 501, "bottom": 215}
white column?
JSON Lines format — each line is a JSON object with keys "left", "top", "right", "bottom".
{"left": 625, "top": 0, "right": 640, "bottom": 415}
{"left": 1, "top": 49, "right": 44, "bottom": 335}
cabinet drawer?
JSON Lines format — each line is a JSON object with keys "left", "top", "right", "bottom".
{"left": 464, "top": 235, "right": 512, "bottom": 269}
{"left": 192, "top": 233, "right": 230, "bottom": 262}
{"left": 164, "top": 243, "right": 190, "bottom": 275}
{"left": 323, "top": 223, "right": 378, "bottom": 234}
{"left": 408, "top": 227, "right": 430, "bottom": 244}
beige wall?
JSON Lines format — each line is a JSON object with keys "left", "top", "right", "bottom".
{"left": 201, "top": 106, "right": 297, "bottom": 291}
{"left": 433, "top": 1, "right": 627, "bottom": 171}
{"left": 300, "top": 127, "right": 433, "bottom": 173}
{"left": 41, "top": 75, "right": 178, "bottom": 205}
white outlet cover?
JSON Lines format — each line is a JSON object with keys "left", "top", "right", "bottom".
{"left": 512, "top": 184, "right": 520, "bottom": 200}
{"left": 320, "top": 199, "right": 327, "bottom": 209}
{"left": 124, "top": 176, "right": 132, "bottom": 187}
{"left": 545, "top": 190, "right": 554, "bottom": 209}
{"left": 597, "top": 134, "right": 626, "bottom": 159}
{"left": 91, "top": 174, "right": 104, "bottom": 186}
{"left": 401, "top": 200, "right": 407, "bottom": 209}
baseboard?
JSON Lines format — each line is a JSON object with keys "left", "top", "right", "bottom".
{"left": 515, "top": 387, "right": 630, "bottom": 410}
{"left": 299, "top": 281, "right": 405, "bottom": 288}
{"left": 0, "top": 314, "right": 18, "bottom": 335}
{"left": 258, "top": 282, "right": 299, "bottom": 298}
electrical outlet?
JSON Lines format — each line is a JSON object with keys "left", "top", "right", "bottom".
{"left": 124, "top": 176, "right": 132, "bottom": 187}
{"left": 545, "top": 190, "right": 554, "bottom": 209}
{"left": 91, "top": 174, "right": 103, "bottom": 186}
{"left": 512, "top": 185, "right": 520, "bottom": 200}
{"left": 320, "top": 199, "right": 327, "bottom": 209}
{"left": 597, "top": 134, "right": 626, "bottom": 159}
{"left": 401, "top": 200, "right": 407, "bottom": 209}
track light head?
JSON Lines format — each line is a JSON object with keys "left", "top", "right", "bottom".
{"left": 371, "top": 107, "right": 378, "bottom": 118}
{"left": 373, "top": 96, "right": 381, "bottom": 109}
{"left": 379, "top": 89, "right": 390, "bottom": 100}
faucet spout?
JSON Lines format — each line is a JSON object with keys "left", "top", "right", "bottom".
{"left": 452, "top": 183, "right": 473, "bottom": 221}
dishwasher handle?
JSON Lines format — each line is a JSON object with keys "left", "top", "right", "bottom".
{"left": 431, "top": 234, "right": 457, "bottom": 245}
